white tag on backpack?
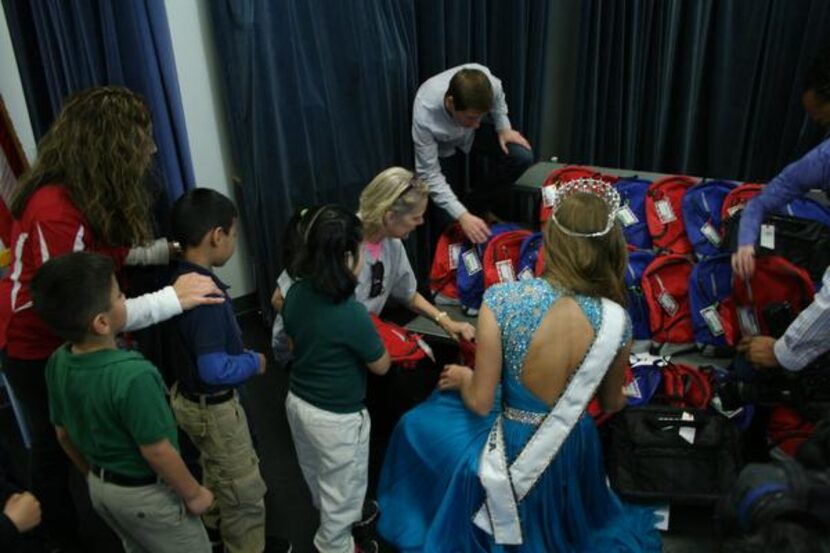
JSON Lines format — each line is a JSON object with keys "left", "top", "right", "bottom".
{"left": 655, "top": 199, "right": 677, "bottom": 224}
{"left": 700, "top": 305, "right": 725, "bottom": 336}
{"left": 760, "top": 224, "right": 775, "bottom": 250}
{"left": 700, "top": 221, "right": 722, "bottom": 246}
{"left": 518, "top": 267, "right": 534, "bottom": 281}
{"left": 541, "top": 185, "right": 557, "bottom": 207}
{"left": 737, "top": 306, "right": 760, "bottom": 337}
{"left": 653, "top": 505, "right": 670, "bottom": 531}
{"left": 617, "top": 205, "right": 639, "bottom": 227}
{"left": 658, "top": 291, "right": 679, "bottom": 316}
{"left": 679, "top": 411, "right": 696, "bottom": 444}
{"left": 496, "top": 260, "right": 516, "bottom": 283}
{"left": 448, "top": 243, "right": 461, "bottom": 270}
{"left": 462, "top": 249, "right": 482, "bottom": 275}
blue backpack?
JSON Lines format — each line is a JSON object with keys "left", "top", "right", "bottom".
{"left": 615, "top": 177, "right": 652, "bottom": 249}
{"left": 682, "top": 180, "right": 737, "bottom": 259}
{"left": 456, "top": 223, "right": 522, "bottom": 315}
{"left": 688, "top": 254, "right": 737, "bottom": 352}
{"left": 516, "top": 232, "right": 543, "bottom": 281}
{"left": 625, "top": 249, "right": 655, "bottom": 340}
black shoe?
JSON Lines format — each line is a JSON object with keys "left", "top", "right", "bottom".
{"left": 355, "top": 539, "right": 378, "bottom": 553}
{"left": 265, "top": 535, "right": 293, "bottom": 553}
{"left": 355, "top": 499, "right": 379, "bottom": 528}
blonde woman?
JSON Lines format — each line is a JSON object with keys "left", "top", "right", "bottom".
{"left": 356, "top": 167, "right": 475, "bottom": 341}
{"left": 272, "top": 167, "right": 474, "bottom": 343}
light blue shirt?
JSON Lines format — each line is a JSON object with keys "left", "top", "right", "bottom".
{"left": 775, "top": 265, "right": 830, "bottom": 370}
{"left": 412, "top": 63, "right": 512, "bottom": 219}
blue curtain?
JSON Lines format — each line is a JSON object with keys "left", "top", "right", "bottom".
{"left": 571, "top": 0, "right": 830, "bottom": 182}
{"left": 2, "top": 0, "right": 195, "bottom": 205}
{"left": 208, "top": 0, "right": 419, "bottom": 312}
{"left": 414, "top": 0, "right": 550, "bottom": 153}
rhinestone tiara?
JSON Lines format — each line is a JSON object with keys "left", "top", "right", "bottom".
{"left": 549, "top": 177, "right": 621, "bottom": 238}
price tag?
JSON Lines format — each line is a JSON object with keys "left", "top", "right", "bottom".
{"left": 658, "top": 291, "right": 679, "bottom": 316}
{"left": 542, "top": 185, "right": 557, "bottom": 207}
{"left": 760, "top": 224, "right": 776, "bottom": 250}
{"left": 462, "top": 249, "right": 482, "bottom": 275}
{"left": 617, "top": 205, "right": 639, "bottom": 227}
{"left": 496, "top": 260, "right": 516, "bottom": 283}
{"left": 518, "top": 267, "right": 535, "bottom": 281}
{"left": 737, "top": 306, "right": 760, "bottom": 337}
{"left": 448, "top": 243, "right": 462, "bottom": 270}
{"left": 655, "top": 199, "right": 677, "bottom": 224}
{"left": 700, "top": 221, "right": 722, "bottom": 247}
{"left": 679, "top": 411, "right": 696, "bottom": 444}
{"left": 700, "top": 305, "right": 725, "bottom": 336}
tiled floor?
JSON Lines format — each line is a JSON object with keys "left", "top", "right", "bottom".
{"left": 0, "top": 310, "right": 725, "bottom": 552}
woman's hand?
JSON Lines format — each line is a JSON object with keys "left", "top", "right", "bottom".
{"left": 438, "top": 364, "right": 473, "bottom": 391}
{"left": 4, "top": 492, "right": 41, "bottom": 533}
{"left": 172, "top": 273, "right": 224, "bottom": 311}
{"left": 441, "top": 319, "right": 476, "bottom": 342}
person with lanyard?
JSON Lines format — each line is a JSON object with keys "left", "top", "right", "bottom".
{"left": 413, "top": 64, "right": 533, "bottom": 244}
{"left": 733, "top": 48, "right": 830, "bottom": 370}
{"left": 376, "top": 178, "right": 661, "bottom": 552}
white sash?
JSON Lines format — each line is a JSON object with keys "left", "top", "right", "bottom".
{"left": 474, "top": 299, "right": 626, "bottom": 545}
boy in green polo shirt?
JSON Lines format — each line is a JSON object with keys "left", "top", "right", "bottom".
{"left": 31, "top": 252, "right": 213, "bottom": 553}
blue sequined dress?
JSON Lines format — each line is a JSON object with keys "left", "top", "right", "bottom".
{"left": 377, "top": 279, "right": 661, "bottom": 552}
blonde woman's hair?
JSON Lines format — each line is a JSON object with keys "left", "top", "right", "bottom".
{"left": 543, "top": 192, "right": 628, "bottom": 305}
{"left": 359, "top": 167, "right": 428, "bottom": 236}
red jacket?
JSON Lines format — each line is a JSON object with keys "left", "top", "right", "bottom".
{"left": 0, "top": 185, "right": 127, "bottom": 359}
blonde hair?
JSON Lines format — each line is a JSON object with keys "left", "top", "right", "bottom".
{"left": 543, "top": 192, "right": 628, "bottom": 305}
{"left": 359, "top": 167, "right": 428, "bottom": 236}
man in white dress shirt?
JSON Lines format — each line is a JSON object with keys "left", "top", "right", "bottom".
{"left": 413, "top": 64, "right": 533, "bottom": 243}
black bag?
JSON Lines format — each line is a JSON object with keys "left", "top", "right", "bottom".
{"left": 723, "top": 212, "right": 830, "bottom": 283}
{"left": 607, "top": 405, "right": 741, "bottom": 505}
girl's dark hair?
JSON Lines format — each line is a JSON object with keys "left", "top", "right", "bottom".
{"left": 291, "top": 205, "right": 363, "bottom": 303}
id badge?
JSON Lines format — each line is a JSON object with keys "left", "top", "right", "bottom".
{"left": 541, "top": 185, "right": 557, "bottom": 208}
{"left": 496, "top": 260, "right": 516, "bottom": 283}
{"left": 462, "top": 249, "right": 482, "bottom": 275}
{"left": 617, "top": 205, "right": 639, "bottom": 227}
{"left": 448, "top": 243, "right": 462, "bottom": 270}
{"left": 700, "top": 305, "right": 724, "bottom": 336}
{"left": 655, "top": 199, "right": 677, "bottom": 224}
{"left": 658, "top": 291, "right": 679, "bottom": 316}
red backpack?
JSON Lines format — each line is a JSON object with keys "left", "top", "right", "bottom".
{"left": 645, "top": 175, "right": 697, "bottom": 254}
{"left": 482, "top": 229, "right": 533, "bottom": 289}
{"left": 538, "top": 165, "right": 607, "bottom": 222}
{"left": 720, "top": 183, "right": 763, "bottom": 222}
{"left": 660, "top": 363, "right": 714, "bottom": 409}
{"left": 369, "top": 314, "right": 433, "bottom": 369}
{"left": 642, "top": 254, "right": 695, "bottom": 343}
{"left": 429, "top": 223, "right": 466, "bottom": 302}
{"left": 768, "top": 406, "right": 816, "bottom": 457}
{"left": 732, "top": 256, "right": 814, "bottom": 339}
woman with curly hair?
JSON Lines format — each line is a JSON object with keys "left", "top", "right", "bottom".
{"left": 0, "top": 86, "right": 222, "bottom": 551}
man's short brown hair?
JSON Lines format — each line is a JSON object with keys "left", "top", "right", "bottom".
{"left": 447, "top": 68, "right": 493, "bottom": 112}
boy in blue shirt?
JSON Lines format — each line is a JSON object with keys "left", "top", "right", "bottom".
{"left": 168, "top": 189, "right": 280, "bottom": 553}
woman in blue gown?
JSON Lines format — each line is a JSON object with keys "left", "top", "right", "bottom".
{"left": 377, "top": 179, "right": 662, "bottom": 552}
